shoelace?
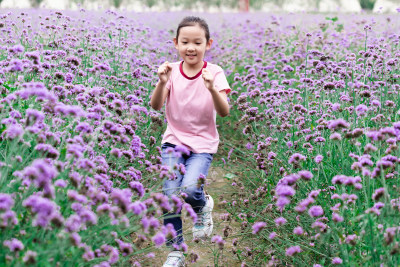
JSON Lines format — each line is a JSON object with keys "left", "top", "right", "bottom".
{"left": 194, "top": 211, "right": 210, "bottom": 227}
{"left": 165, "top": 255, "right": 182, "bottom": 265}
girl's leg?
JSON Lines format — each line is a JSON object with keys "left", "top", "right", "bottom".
{"left": 161, "top": 143, "right": 185, "bottom": 246}
{"left": 180, "top": 152, "right": 214, "bottom": 213}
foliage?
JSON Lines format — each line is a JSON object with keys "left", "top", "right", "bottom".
{"left": 359, "top": 0, "right": 376, "bottom": 10}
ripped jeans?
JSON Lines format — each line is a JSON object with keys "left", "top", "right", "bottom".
{"left": 161, "top": 142, "right": 214, "bottom": 246}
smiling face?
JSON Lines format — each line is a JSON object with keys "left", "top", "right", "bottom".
{"left": 173, "top": 24, "right": 213, "bottom": 70}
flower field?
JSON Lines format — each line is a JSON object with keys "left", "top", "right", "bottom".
{"left": 0, "top": 8, "right": 399, "bottom": 266}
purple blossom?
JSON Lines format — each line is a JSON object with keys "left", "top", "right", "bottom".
{"left": 332, "top": 257, "right": 343, "bottom": 264}
{"left": 23, "top": 250, "right": 38, "bottom": 264}
{"left": 3, "top": 238, "right": 24, "bottom": 252}
{"left": 293, "top": 226, "right": 304, "bottom": 235}
{"left": 314, "top": 155, "right": 323, "bottom": 163}
{"left": 211, "top": 235, "right": 225, "bottom": 249}
{"left": 275, "top": 217, "right": 287, "bottom": 226}
{"left": 327, "top": 118, "right": 350, "bottom": 130}
{"left": 252, "top": 222, "right": 267, "bottom": 234}
{"left": 308, "top": 206, "right": 324, "bottom": 217}
{"left": 0, "top": 193, "right": 14, "bottom": 211}
{"left": 129, "top": 181, "right": 145, "bottom": 198}
{"left": 115, "top": 239, "right": 133, "bottom": 256}
{"left": 152, "top": 232, "right": 166, "bottom": 247}
{"left": 288, "top": 153, "right": 306, "bottom": 165}
{"left": 183, "top": 203, "right": 197, "bottom": 223}
{"left": 3, "top": 123, "right": 24, "bottom": 140}
{"left": 269, "top": 232, "right": 276, "bottom": 239}
{"left": 298, "top": 170, "right": 313, "bottom": 180}
{"left": 276, "top": 185, "right": 295, "bottom": 197}
{"left": 285, "top": 245, "right": 302, "bottom": 256}
{"left": 332, "top": 213, "right": 344, "bottom": 222}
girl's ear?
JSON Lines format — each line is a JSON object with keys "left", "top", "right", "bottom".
{"left": 173, "top": 37, "right": 178, "bottom": 49}
{"left": 206, "top": 38, "right": 213, "bottom": 50}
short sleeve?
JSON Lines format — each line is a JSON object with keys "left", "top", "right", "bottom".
{"left": 214, "top": 69, "right": 231, "bottom": 94}
{"left": 165, "top": 77, "right": 172, "bottom": 91}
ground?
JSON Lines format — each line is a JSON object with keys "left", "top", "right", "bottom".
{"left": 135, "top": 166, "right": 244, "bottom": 267}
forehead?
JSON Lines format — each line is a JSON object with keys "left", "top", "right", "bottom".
{"left": 178, "top": 25, "right": 207, "bottom": 40}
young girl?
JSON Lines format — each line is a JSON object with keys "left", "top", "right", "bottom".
{"left": 150, "top": 16, "right": 231, "bottom": 267}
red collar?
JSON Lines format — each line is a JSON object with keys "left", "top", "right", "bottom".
{"left": 179, "top": 61, "right": 207, "bottom": 80}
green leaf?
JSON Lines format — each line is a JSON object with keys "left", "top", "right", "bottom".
{"left": 60, "top": 147, "right": 67, "bottom": 160}
{"left": 224, "top": 173, "right": 236, "bottom": 180}
{"left": 108, "top": 33, "right": 112, "bottom": 40}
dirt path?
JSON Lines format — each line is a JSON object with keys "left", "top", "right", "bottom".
{"left": 137, "top": 166, "right": 243, "bottom": 267}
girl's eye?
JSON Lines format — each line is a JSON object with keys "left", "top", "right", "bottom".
{"left": 182, "top": 42, "right": 187, "bottom": 44}
{"left": 196, "top": 43, "right": 201, "bottom": 45}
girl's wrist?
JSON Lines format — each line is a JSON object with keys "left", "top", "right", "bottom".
{"left": 158, "top": 79, "right": 167, "bottom": 86}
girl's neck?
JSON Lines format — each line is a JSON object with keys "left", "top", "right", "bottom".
{"left": 182, "top": 60, "right": 205, "bottom": 76}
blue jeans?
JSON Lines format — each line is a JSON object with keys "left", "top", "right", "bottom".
{"left": 161, "top": 142, "right": 214, "bottom": 246}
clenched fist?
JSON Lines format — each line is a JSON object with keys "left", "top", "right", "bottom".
{"left": 201, "top": 68, "right": 215, "bottom": 92}
{"left": 157, "top": 61, "right": 172, "bottom": 83}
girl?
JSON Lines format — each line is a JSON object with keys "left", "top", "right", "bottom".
{"left": 150, "top": 16, "right": 231, "bottom": 267}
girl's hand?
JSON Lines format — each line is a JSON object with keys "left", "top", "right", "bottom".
{"left": 157, "top": 61, "right": 172, "bottom": 83}
{"left": 202, "top": 68, "right": 215, "bottom": 92}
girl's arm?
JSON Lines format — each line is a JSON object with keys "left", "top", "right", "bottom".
{"left": 209, "top": 89, "right": 229, "bottom": 117}
{"left": 202, "top": 68, "right": 229, "bottom": 117}
{"left": 150, "top": 62, "right": 172, "bottom": 111}
{"left": 150, "top": 80, "right": 169, "bottom": 111}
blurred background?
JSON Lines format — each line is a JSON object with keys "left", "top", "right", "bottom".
{"left": 0, "top": 0, "right": 399, "bottom": 13}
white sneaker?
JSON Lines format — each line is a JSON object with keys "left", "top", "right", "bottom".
{"left": 192, "top": 194, "right": 214, "bottom": 240}
{"left": 162, "top": 251, "right": 185, "bottom": 267}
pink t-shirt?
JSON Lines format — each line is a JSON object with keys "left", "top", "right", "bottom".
{"left": 161, "top": 61, "right": 231, "bottom": 154}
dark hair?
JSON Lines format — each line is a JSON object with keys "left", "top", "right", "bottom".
{"left": 176, "top": 16, "right": 210, "bottom": 42}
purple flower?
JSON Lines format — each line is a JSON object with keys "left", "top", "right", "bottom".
{"left": 332, "top": 213, "right": 344, "bottom": 222}
{"left": 211, "top": 235, "right": 225, "bottom": 249}
{"left": 129, "top": 181, "right": 145, "bottom": 198}
{"left": 276, "top": 185, "right": 295, "bottom": 197}
{"left": 345, "top": 234, "right": 358, "bottom": 245}
{"left": 3, "top": 238, "right": 24, "bottom": 252}
{"left": 152, "top": 232, "right": 166, "bottom": 247}
{"left": 23, "top": 195, "right": 60, "bottom": 227}
{"left": 285, "top": 245, "right": 302, "bottom": 256}
{"left": 327, "top": 118, "right": 350, "bottom": 130}
{"left": 23, "top": 250, "right": 37, "bottom": 264}
{"left": 269, "top": 232, "right": 276, "bottom": 239}
{"left": 54, "top": 179, "right": 67, "bottom": 188}
{"left": 3, "top": 123, "right": 24, "bottom": 140}
{"left": 298, "top": 170, "right": 313, "bottom": 180}
{"left": 183, "top": 203, "right": 197, "bottom": 223}
{"left": 288, "top": 153, "right": 306, "bottom": 165}
{"left": 174, "top": 145, "right": 190, "bottom": 156}
{"left": 332, "top": 257, "right": 343, "bottom": 264}
{"left": 252, "top": 222, "right": 266, "bottom": 234}
{"left": 308, "top": 206, "right": 324, "bottom": 217}
{"left": 314, "top": 155, "right": 323, "bottom": 163}
{"left": 372, "top": 187, "right": 385, "bottom": 201}
{"left": 111, "top": 189, "right": 132, "bottom": 213}
{"left": 0, "top": 193, "right": 14, "bottom": 211}
{"left": 355, "top": 104, "right": 368, "bottom": 116}
{"left": 130, "top": 201, "right": 146, "bottom": 215}
{"left": 75, "top": 122, "right": 93, "bottom": 133}
{"left": 276, "top": 196, "right": 291, "bottom": 211}
{"left": 275, "top": 217, "right": 287, "bottom": 226}
{"left": 115, "top": 239, "right": 133, "bottom": 256}
{"left": 293, "top": 226, "right": 304, "bottom": 235}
